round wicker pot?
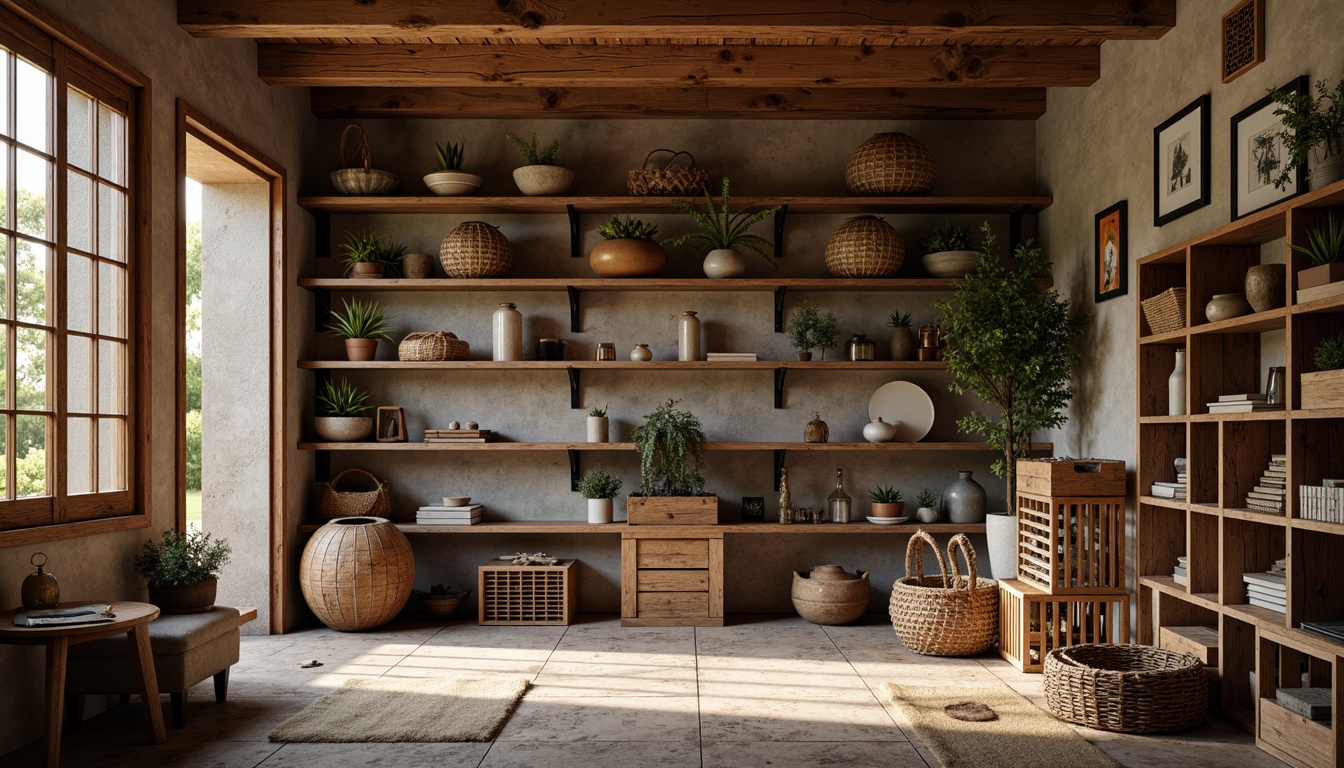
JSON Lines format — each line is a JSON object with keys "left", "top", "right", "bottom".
{"left": 825, "top": 216, "right": 905, "bottom": 277}
{"left": 792, "top": 565, "right": 870, "bottom": 625}
{"left": 148, "top": 578, "right": 217, "bottom": 615}
{"left": 344, "top": 338, "right": 377, "bottom": 361}
{"left": 300, "top": 516, "right": 414, "bottom": 631}
{"left": 703, "top": 248, "right": 747, "bottom": 278}
{"left": 315, "top": 416, "right": 373, "bottom": 442}
{"left": 439, "top": 221, "right": 513, "bottom": 278}
{"left": 589, "top": 238, "right": 667, "bottom": 277}
{"left": 845, "top": 132, "right": 937, "bottom": 195}
{"left": 513, "top": 165, "right": 575, "bottom": 196}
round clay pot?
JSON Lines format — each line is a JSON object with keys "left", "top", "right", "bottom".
{"left": 513, "top": 165, "right": 575, "bottom": 196}
{"left": 1205, "top": 293, "right": 1253, "bottom": 323}
{"left": 589, "top": 238, "right": 668, "bottom": 278}
{"left": 349, "top": 261, "right": 384, "bottom": 278}
{"left": 300, "top": 516, "right": 414, "bottom": 631}
{"left": 148, "top": 578, "right": 217, "bottom": 615}
{"left": 315, "top": 416, "right": 373, "bottom": 442}
{"left": 1244, "top": 265, "right": 1286, "bottom": 313}
{"left": 791, "top": 565, "right": 870, "bottom": 625}
{"left": 703, "top": 248, "right": 746, "bottom": 278}
{"left": 889, "top": 327, "right": 916, "bottom": 361}
{"left": 344, "top": 338, "right": 378, "bottom": 361}
{"left": 630, "top": 343, "right": 653, "bottom": 361}
{"left": 797, "top": 351, "right": 813, "bottom": 361}
{"left": 870, "top": 502, "right": 904, "bottom": 518}
{"left": 402, "top": 252, "right": 436, "bottom": 279}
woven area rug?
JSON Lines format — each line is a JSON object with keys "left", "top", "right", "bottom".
{"left": 269, "top": 676, "right": 530, "bottom": 743}
{"left": 883, "top": 683, "right": 1121, "bottom": 768}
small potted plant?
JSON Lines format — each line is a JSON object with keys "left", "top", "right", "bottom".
{"left": 887, "top": 309, "right": 915, "bottom": 361}
{"left": 628, "top": 399, "right": 715, "bottom": 522}
{"left": 506, "top": 131, "right": 574, "bottom": 196}
{"left": 665, "top": 177, "right": 782, "bottom": 278}
{"left": 577, "top": 468, "right": 623, "bottom": 524}
{"left": 589, "top": 215, "right": 666, "bottom": 278}
{"left": 134, "top": 529, "right": 232, "bottom": 614}
{"left": 326, "top": 297, "right": 393, "bottom": 361}
{"left": 1269, "top": 79, "right": 1344, "bottom": 190}
{"left": 587, "top": 404, "right": 609, "bottom": 443}
{"left": 919, "top": 218, "right": 977, "bottom": 278}
{"left": 868, "top": 486, "right": 904, "bottom": 519}
{"left": 1290, "top": 213, "right": 1344, "bottom": 293}
{"left": 339, "top": 231, "right": 405, "bottom": 278}
{"left": 784, "top": 300, "right": 839, "bottom": 360}
{"left": 1302, "top": 332, "right": 1344, "bottom": 409}
{"left": 424, "top": 141, "right": 483, "bottom": 196}
{"left": 315, "top": 376, "right": 373, "bottom": 441}
{"left": 914, "top": 488, "right": 940, "bottom": 523}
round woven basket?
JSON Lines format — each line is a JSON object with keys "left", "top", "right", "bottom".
{"left": 628, "top": 149, "right": 710, "bottom": 196}
{"left": 824, "top": 216, "right": 905, "bottom": 277}
{"left": 1044, "top": 644, "right": 1208, "bottom": 733}
{"left": 439, "top": 221, "right": 513, "bottom": 278}
{"left": 318, "top": 468, "right": 390, "bottom": 520}
{"left": 398, "top": 332, "right": 469, "bottom": 361}
{"left": 330, "top": 124, "right": 399, "bottom": 196}
{"left": 845, "top": 133, "right": 936, "bottom": 196}
{"left": 889, "top": 531, "right": 998, "bottom": 656}
{"left": 414, "top": 589, "right": 471, "bottom": 619}
{"left": 300, "top": 516, "right": 414, "bottom": 631}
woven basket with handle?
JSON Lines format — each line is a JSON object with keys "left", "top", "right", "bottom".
{"left": 845, "top": 132, "right": 936, "bottom": 196}
{"left": 319, "top": 468, "right": 391, "bottom": 521}
{"left": 888, "top": 531, "right": 999, "bottom": 656}
{"left": 1044, "top": 643, "right": 1207, "bottom": 733}
{"left": 628, "top": 149, "right": 710, "bottom": 196}
{"left": 824, "top": 216, "right": 906, "bottom": 277}
{"left": 330, "top": 124, "right": 399, "bottom": 196}
{"left": 398, "top": 332, "right": 469, "bottom": 361}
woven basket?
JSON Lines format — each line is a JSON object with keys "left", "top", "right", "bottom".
{"left": 824, "top": 216, "right": 905, "bottom": 277}
{"left": 415, "top": 589, "right": 471, "bottom": 618}
{"left": 439, "top": 221, "right": 513, "bottom": 278}
{"left": 300, "top": 516, "right": 414, "bottom": 631}
{"left": 628, "top": 149, "right": 710, "bottom": 196}
{"left": 889, "top": 531, "right": 999, "bottom": 656}
{"left": 1044, "top": 644, "right": 1208, "bottom": 733}
{"left": 845, "top": 133, "right": 936, "bottom": 196}
{"left": 399, "top": 331, "right": 469, "bottom": 361}
{"left": 319, "top": 468, "right": 391, "bottom": 521}
{"left": 330, "top": 124, "right": 399, "bottom": 196}
{"left": 1141, "top": 287, "right": 1187, "bottom": 335}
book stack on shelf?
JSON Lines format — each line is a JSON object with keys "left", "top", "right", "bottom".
{"left": 1151, "top": 478, "right": 1187, "bottom": 500}
{"left": 1301, "top": 620, "right": 1344, "bottom": 643}
{"left": 424, "top": 429, "right": 493, "bottom": 443}
{"left": 1205, "top": 393, "right": 1283, "bottom": 414}
{"left": 1299, "top": 479, "right": 1344, "bottom": 523}
{"left": 1243, "top": 561, "right": 1287, "bottom": 613}
{"left": 1246, "top": 455, "right": 1287, "bottom": 514}
{"left": 706, "top": 352, "right": 758, "bottom": 362}
{"left": 416, "top": 499, "right": 483, "bottom": 525}
{"left": 1173, "top": 555, "right": 1189, "bottom": 586}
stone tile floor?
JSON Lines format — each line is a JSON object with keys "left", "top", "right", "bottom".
{"left": 4, "top": 615, "right": 1285, "bottom": 767}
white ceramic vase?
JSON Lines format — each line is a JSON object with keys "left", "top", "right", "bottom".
{"left": 587, "top": 498, "right": 613, "bottom": 524}
{"left": 492, "top": 302, "right": 522, "bottom": 361}
{"left": 587, "top": 416, "right": 609, "bottom": 443}
{"left": 916, "top": 506, "right": 940, "bottom": 524}
{"left": 678, "top": 311, "right": 701, "bottom": 361}
{"left": 1168, "top": 348, "right": 1186, "bottom": 416}
{"left": 703, "top": 248, "right": 746, "bottom": 278}
{"left": 862, "top": 417, "right": 898, "bottom": 443}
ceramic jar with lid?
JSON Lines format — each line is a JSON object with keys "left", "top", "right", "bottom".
{"left": 846, "top": 333, "right": 876, "bottom": 361}
{"left": 791, "top": 565, "right": 870, "bottom": 625}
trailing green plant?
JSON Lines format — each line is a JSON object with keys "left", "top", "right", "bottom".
{"left": 887, "top": 310, "right": 913, "bottom": 328}
{"left": 588, "top": 404, "right": 607, "bottom": 418}
{"left": 339, "top": 231, "right": 404, "bottom": 277}
{"left": 937, "top": 223, "right": 1090, "bottom": 509}
{"left": 1314, "top": 334, "right": 1344, "bottom": 371}
{"left": 576, "top": 468, "right": 623, "bottom": 499}
{"left": 434, "top": 141, "right": 466, "bottom": 171}
{"left": 326, "top": 297, "right": 393, "bottom": 341}
{"left": 916, "top": 488, "right": 938, "bottom": 509}
{"left": 919, "top": 218, "right": 973, "bottom": 254}
{"left": 597, "top": 215, "right": 659, "bottom": 240}
{"left": 1289, "top": 213, "right": 1344, "bottom": 266}
{"left": 1270, "top": 79, "right": 1344, "bottom": 189}
{"left": 631, "top": 399, "right": 707, "bottom": 496}
{"left": 505, "top": 131, "right": 561, "bottom": 165}
{"left": 868, "top": 485, "right": 903, "bottom": 504}
{"left": 316, "top": 377, "right": 371, "bottom": 417}
{"left": 784, "top": 300, "right": 840, "bottom": 358}
{"left": 134, "top": 529, "right": 232, "bottom": 587}
{"left": 664, "top": 177, "right": 783, "bottom": 268}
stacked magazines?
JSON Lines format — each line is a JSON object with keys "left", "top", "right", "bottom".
{"left": 1173, "top": 555, "right": 1189, "bottom": 586}
{"left": 416, "top": 500, "right": 483, "bottom": 525}
{"left": 13, "top": 604, "right": 115, "bottom": 627}
{"left": 1205, "top": 393, "right": 1283, "bottom": 414}
{"left": 1243, "top": 561, "right": 1287, "bottom": 613}
{"left": 1300, "top": 621, "right": 1344, "bottom": 643}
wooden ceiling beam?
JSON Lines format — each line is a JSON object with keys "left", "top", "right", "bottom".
{"left": 181, "top": 0, "right": 1176, "bottom": 43}
{"left": 310, "top": 86, "right": 1046, "bottom": 119}
{"left": 258, "top": 43, "right": 1099, "bottom": 88}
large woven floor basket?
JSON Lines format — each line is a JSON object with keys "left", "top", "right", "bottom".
{"left": 1044, "top": 644, "right": 1208, "bottom": 733}
{"left": 889, "top": 531, "right": 999, "bottom": 656}
{"left": 845, "top": 132, "right": 937, "bottom": 195}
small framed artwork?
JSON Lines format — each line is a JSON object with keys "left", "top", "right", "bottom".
{"left": 740, "top": 496, "right": 765, "bottom": 522}
{"left": 1231, "top": 75, "right": 1307, "bottom": 219}
{"left": 1094, "top": 200, "right": 1128, "bottom": 303}
{"left": 1153, "top": 94, "right": 1211, "bottom": 226}
{"left": 375, "top": 406, "right": 407, "bottom": 443}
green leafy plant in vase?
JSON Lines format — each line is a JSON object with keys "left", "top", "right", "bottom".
{"left": 868, "top": 485, "right": 905, "bottom": 519}
{"left": 424, "top": 140, "right": 483, "bottom": 196}
{"left": 665, "top": 177, "right": 782, "bottom": 278}
{"left": 134, "top": 529, "right": 232, "bottom": 614}
{"left": 577, "top": 468, "right": 623, "bottom": 524}
{"left": 590, "top": 215, "right": 667, "bottom": 278}
{"left": 1290, "top": 212, "right": 1344, "bottom": 292}
{"left": 315, "top": 376, "right": 373, "bottom": 442}
{"left": 1269, "top": 79, "right": 1344, "bottom": 190}
{"left": 506, "top": 131, "right": 574, "bottom": 195}
{"left": 887, "top": 309, "right": 915, "bottom": 361}
{"left": 326, "top": 297, "right": 393, "bottom": 361}
{"left": 784, "top": 300, "right": 839, "bottom": 360}
{"left": 919, "top": 218, "right": 978, "bottom": 278}
{"left": 587, "top": 403, "right": 610, "bottom": 443}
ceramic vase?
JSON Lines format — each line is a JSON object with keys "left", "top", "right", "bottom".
{"left": 590, "top": 239, "right": 667, "bottom": 278}
{"left": 587, "top": 498, "right": 613, "bottom": 525}
{"left": 916, "top": 506, "right": 940, "bottom": 524}
{"left": 702, "top": 248, "right": 746, "bottom": 278}
{"left": 587, "top": 416, "right": 609, "bottom": 443}
{"left": 630, "top": 343, "right": 653, "bottom": 361}
{"left": 1245, "top": 264, "right": 1286, "bottom": 313}
{"left": 942, "top": 470, "right": 986, "bottom": 524}
{"left": 492, "top": 302, "right": 522, "bottom": 361}
{"left": 678, "top": 311, "right": 701, "bottom": 361}
{"left": 1168, "top": 348, "right": 1186, "bottom": 416}
{"left": 889, "top": 328, "right": 915, "bottom": 361}
{"left": 1204, "top": 293, "right": 1252, "bottom": 323}
{"left": 862, "top": 417, "right": 897, "bottom": 443}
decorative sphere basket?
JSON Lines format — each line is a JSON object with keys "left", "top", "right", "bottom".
{"left": 845, "top": 132, "right": 936, "bottom": 196}
{"left": 1043, "top": 643, "right": 1208, "bottom": 733}
{"left": 439, "top": 221, "right": 514, "bottom": 278}
{"left": 824, "top": 216, "right": 905, "bottom": 277}
{"left": 300, "top": 516, "right": 414, "bottom": 631}
{"left": 888, "top": 531, "right": 999, "bottom": 656}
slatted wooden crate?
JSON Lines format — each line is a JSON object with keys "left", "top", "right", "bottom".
{"left": 478, "top": 559, "right": 576, "bottom": 625}
{"left": 998, "top": 578, "right": 1130, "bottom": 673}
{"left": 1016, "top": 492, "right": 1126, "bottom": 594}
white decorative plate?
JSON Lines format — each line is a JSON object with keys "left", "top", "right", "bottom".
{"left": 866, "top": 516, "right": 911, "bottom": 525}
{"left": 867, "top": 381, "right": 935, "bottom": 442}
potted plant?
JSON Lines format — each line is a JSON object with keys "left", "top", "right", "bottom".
{"left": 914, "top": 488, "right": 940, "bottom": 523}
{"left": 1302, "top": 332, "right": 1344, "bottom": 409}
{"left": 628, "top": 399, "right": 716, "bottom": 523}
{"left": 587, "top": 404, "right": 609, "bottom": 443}
{"left": 919, "top": 218, "right": 978, "bottom": 278}
{"left": 424, "top": 141, "right": 483, "bottom": 196}
{"left": 326, "top": 297, "right": 393, "bottom": 361}
{"left": 589, "top": 215, "right": 667, "bottom": 278}
{"left": 665, "top": 177, "right": 783, "bottom": 278}
{"left": 339, "top": 231, "right": 405, "bottom": 278}
{"left": 784, "top": 300, "right": 839, "bottom": 360}
{"left": 1270, "top": 79, "right": 1344, "bottom": 190}
{"left": 134, "top": 529, "right": 232, "bottom": 614}
{"left": 577, "top": 468, "right": 623, "bottom": 524}
{"left": 506, "top": 131, "right": 574, "bottom": 196}
{"left": 315, "top": 376, "right": 373, "bottom": 441}
{"left": 1290, "top": 213, "right": 1344, "bottom": 293}
{"left": 887, "top": 309, "right": 915, "bottom": 361}
{"left": 868, "top": 486, "right": 904, "bottom": 518}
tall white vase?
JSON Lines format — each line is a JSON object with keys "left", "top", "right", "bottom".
{"left": 1168, "top": 348, "right": 1186, "bottom": 416}
{"left": 678, "top": 311, "right": 701, "bottom": 361}
{"left": 492, "top": 302, "right": 522, "bottom": 361}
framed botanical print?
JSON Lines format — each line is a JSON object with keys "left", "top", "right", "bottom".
{"left": 1231, "top": 75, "right": 1308, "bottom": 219}
{"left": 1153, "top": 95, "right": 1211, "bottom": 226}
{"left": 1094, "top": 201, "right": 1128, "bottom": 303}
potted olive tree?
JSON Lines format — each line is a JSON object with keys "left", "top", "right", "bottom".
{"left": 577, "top": 468, "right": 623, "bottom": 524}
{"left": 315, "top": 376, "right": 373, "bottom": 442}
{"left": 134, "top": 530, "right": 232, "bottom": 614}
{"left": 784, "top": 300, "right": 839, "bottom": 360}
{"left": 506, "top": 131, "right": 574, "bottom": 196}
{"left": 589, "top": 215, "right": 667, "bottom": 278}
{"left": 424, "top": 141, "right": 483, "bottom": 196}
{"left": 326, "top": 298, "right": 393, "bottom": 361}
{"left": 628, "top": 399, "right": 716, "bottom": 523}
{"left": 665, "top": 177, "right": 782, "bottom": 278}
{"left": 1270, "top": 78, "right": 1344, "bottom": 190}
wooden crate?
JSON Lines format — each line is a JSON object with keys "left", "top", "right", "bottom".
{"left": 621, "top": 529, "right": 724, "bottom": 627}
{"left": 1017, "top": 458, "right": 1126, "bottom": 497}
{"left": 998, "top": 578, "right": 1129, "bottom": 673}
{"left": 1016, "top": 491, "right": 1126, "bottom": 594}
{"left": 1300, "top": 369, "right": 1344, "bottom": 410}
{"left": 478, "top": 559, "right": 576, "bottom": 625}
{"left": 626, "top": 495, "right": 718, "bottom": 525}
{"left": 1159, "top": 625, "right": 1219, "bottom": 666}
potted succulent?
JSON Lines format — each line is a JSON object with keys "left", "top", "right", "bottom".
{"left": 424, "top": 141, "right": 483, "bottom": 196}
{"left": 506, "top": 131, "right": 574, "bottom": 196}
{"left": 589, "top": 215, "right": 666, "bottom": 278}
{"left": 868, "top": 486, "right": 904, "bottom": 518}
{"left": 134, "top": 529, "right": 232, "bottom": 614}
{"left": 315, "top": 376, "right": 373, "bottom": 441}
{"left": 577, "top": 468, "right": 623, "bottom": 524}
{"left": 1290, "top": 213, "right": 1344, "bottom": 293}
{"left": 914, "top": 489, "right": 940, "bottom": 523}
{"left": 1301, "top": 333, "right": 1344, "bottom": 409}
{"left": 587, "top": 404, "right": 609, "bottom": 443}
{"left": 339, "top": 231, "right": 404, "bottom": 278}
{"left": 665, "top": 177, "right": 782, "bottom": 278}
{"left": 784, "top": 300, "right": 839, "bottom": 361}
{"left": 919, "top": 218, "right": 978, "bottom": 278}
{"left": 1270, "top": 79, "right": 1344, "bottom": 190}
{"left": 887, "top": 309, "right": 915, "bottom": 361}
{"left": 628, "top": 399, "right": 716, "bottom": 523}
{"left": 326, "top": 297, "right": 393, "bottom": 361}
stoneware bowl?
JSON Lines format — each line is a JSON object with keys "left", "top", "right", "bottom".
{"left": 791, "top": 565, "right": 870, "bottom": 625}
{"left": 315, "top": 416, "right": 373, "bottom": 442}
{"left": 442, "top": 496, "right": 471, "bottom": 507}
{"left": 922, "top": 250, "right": 980, "bottom": 278}
{"left": 424, "top": 171, "right": 483, "bottom": 196}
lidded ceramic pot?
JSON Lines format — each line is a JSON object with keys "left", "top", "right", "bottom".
{"left": 791, "top": 565, "right": 870, "bottom": 625}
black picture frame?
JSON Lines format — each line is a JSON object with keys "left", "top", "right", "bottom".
{"left": 1094, "top": 200, "right": 1128, "bottom": 303}
{"left": 1231, "top": 75, "right": 1308, "bottom": 220}
{"left": 1153, "top": 95, "right": 1211, "bottom": 226}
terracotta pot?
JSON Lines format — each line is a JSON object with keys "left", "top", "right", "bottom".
{"left": 1244, "top": 264, "right": 1285, "bottom": 312}
{"left": 344, "top": 338, "right": 377, "bottom": 361}
{"left": 589, "top": 238, "right": 667, "bottom": 278}
{"left": 513, "top": 165, "right": 575, "bottom": 196}
{"left": 870, "top": 502, "right": 904, "bottom": 518}
{"left": 1298, "top": 262, "right": 1344, "bottom": 291}
{"left": 797, "top": 352, "right": 813, "bottom": 361}
{"left": 350, "top": 262, "right": 384, "bottom": 278}
{"left": 402, "top": 252, "right": 436, "bottom": 279}
{"left": 300, "top": 516, "right": 414, "bottom": 631}
{"left": 148, "top": 578, "right": 217, "bottom": 615}
{"left": 791, "top": 565, "right": 870, "bottom": 625}
{"left": 315, "top": 416, "right": 372, "bottom": 442}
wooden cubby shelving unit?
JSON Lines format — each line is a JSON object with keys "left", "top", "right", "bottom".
{"left": 1136, "top": 180, "right": 1344, "bottom": 768}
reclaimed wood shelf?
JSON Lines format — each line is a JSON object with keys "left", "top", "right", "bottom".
{"left": 300, "top": 440, "right": 1052, "bottom": 452}
{"left": 299, "top": 276, "right": 973, "bottom": 292}
{"left": 299, "top": 195, "right": 1053, "bottom": 215}
{"left": 295, "top": 520, "right": 987, "bottom": 535}
{"left": 298, "top": 359, "right": 947, "bottom": 370}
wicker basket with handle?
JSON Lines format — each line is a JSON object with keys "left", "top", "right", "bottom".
{"left": 628, "top": 149, "right": 710, "bottom": 196}
{"left": 888, "top": 531, "right": 999, "bottom": 656}
{"left": 330, "top": 124, "right": 399, "bottom": 196}
{"left": 1044, "top": 644, "right": 1207, "bottom": 733}
{"left": 845, "top": 132, "right": 937, "bottom": 196}
{"left": 319, "top": 468, "right": 391, "bottom": 520}
{"left": 824, "top": 216, "right": 906, "bottom": 277}
{"left": 398, "top": 332, "right": 469, "bottom": 361}
{"left": 439, "top": 221, "right": 513, "bottom": 278}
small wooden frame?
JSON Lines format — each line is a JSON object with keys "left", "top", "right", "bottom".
{"left": 478, "top": 558, "right": 576, "bottom": 625}
{"left": 998, "top": 579, "right": 1129, "bottom": 673}
{"left": 375, "top": 406, "right": 406, "bottom": 442}
{"left": 1221, "top": 0, "right": 1265, "bottom": 84}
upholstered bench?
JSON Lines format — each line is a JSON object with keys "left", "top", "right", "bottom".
{"left": 64, "top": 606, "right": 256, "bottom": 729}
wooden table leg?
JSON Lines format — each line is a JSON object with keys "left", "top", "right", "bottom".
{"left": 44, "top": 636, "right": 68, "bottom": 768}
{"left": 126, "top": 624, "right": 166, "bottom": 743}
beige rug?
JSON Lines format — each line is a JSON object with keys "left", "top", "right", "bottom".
{"left": 269, "top": 676, "right": 530, "bottom": 743}
{"left": 883, "top": 683, "right": 1121, "bottom": 768}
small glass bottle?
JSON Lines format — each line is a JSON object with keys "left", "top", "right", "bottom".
{"left": 492, "top": 302, "right": 522, "bottom": 362}
{"left": 827, "top": 468, "right": 852, "bottom": 524}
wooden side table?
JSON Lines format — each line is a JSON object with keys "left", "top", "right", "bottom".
{"left": 0, "top": 601, "right": 166, "bottom": 767}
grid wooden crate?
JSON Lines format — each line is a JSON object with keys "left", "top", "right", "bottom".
{"left": 999, "top": 578, "right": 1130, "bottom": 673}
{"left": 1017, "top": 491, "right": 1126, "bottom": 594}
{"left": 478, "top": 559, "right": 576, "bottom": 625}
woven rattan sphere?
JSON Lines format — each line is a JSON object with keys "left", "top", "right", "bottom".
{"left": 824, "top": 216, "right": 905, "bottom": 277}
{"left": 845, "top": 133, "right": 937, "bottom": 195}
{"left": 300, "top": 516, "right": 414, "bottom": 631}
{"left": 439, "top": 220, "right": 514, "bottom": 278}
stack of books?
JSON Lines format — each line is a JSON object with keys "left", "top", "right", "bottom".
{"left": 706, "top": 352, "right": 757, "bottom": 362}
{"left": 1300, "top": 480, "right": 1344, "bottom": 523}
{"left": 1301, "top": 620, "right": 1344, "bottom": 643}
{"left": 1205, "top": 393, "right": 1283, "bottom": 414}
{"left": 1243, "top": 562, "right": 1287, "bottom": 613}
{"left": 1173, "top": 556, "right": 1189, "bottom": 586}
{"left": 416, "top": 501, "right": 483, "bottom": 525}
{"left": 1246, "top": 455, "right": 1287, "bottom": 514}
{"left": 1151, "top": 480, "right": 1187, "bottom": 500}
{"left": 424, "top": 429, "right": 493, "bottom": 443}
